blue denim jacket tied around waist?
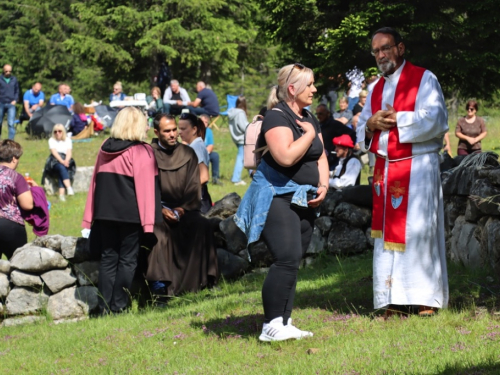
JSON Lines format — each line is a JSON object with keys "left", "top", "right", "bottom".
{"left": 233, "top": 159, "right": 318, "bottom": 251}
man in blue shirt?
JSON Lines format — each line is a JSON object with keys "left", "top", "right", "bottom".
{"left": 0, "top": 64, "right": 19, "bottom": 139}
{"left": 49, "top": 83, "right": 74, "bottom": 112}
{"left": 187, "top": 81, "right": 219, "bottom": 116}
{"left": 23, "top": 82, "right": 45, "bottom": 119}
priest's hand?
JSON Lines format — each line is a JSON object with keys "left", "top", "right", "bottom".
{"left": 162, "top": 207, "right": 179, "bottom": 223}
{"left": 366, "top": 108, "right": 396, "bottom": 132}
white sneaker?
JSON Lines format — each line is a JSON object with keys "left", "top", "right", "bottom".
{"left": 67, "top": 187, "right": 74, "bottom": 195}
{"left": 286, "top": 318, "right": 313, "bottom": 339}
{"left": 234, "top": 180, "right": 247, "bottom": 186}
{"left": 59, "top": 194, "right": 66, "bottom": 202}
{"left": 259, "top": 317, "right": 296, "bottom": 342}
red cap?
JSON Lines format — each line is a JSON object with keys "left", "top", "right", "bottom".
{"left": 332, "top": 134, "right": 354, "bottom": 148}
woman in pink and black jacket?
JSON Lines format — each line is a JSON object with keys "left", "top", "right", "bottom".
{"left": 83, "top": 107, "right": 161, "bottom": 315}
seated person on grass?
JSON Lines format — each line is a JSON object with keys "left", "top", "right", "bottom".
{"left": 22, "top": 82, "right": 44, "bottom": 120}
{"left": 329, "top": 134, "right": 361, "bottom": 190}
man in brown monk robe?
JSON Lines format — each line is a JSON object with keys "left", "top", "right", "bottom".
{"left": 146, "top": 114, "right": 218, "bottom": 300}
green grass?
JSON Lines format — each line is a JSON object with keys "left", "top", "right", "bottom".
{"left": 1, "top": 114, "right": 500, "bottom": 374}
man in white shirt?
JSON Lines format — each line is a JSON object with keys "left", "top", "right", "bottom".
{"left": 356, "top": 27, "right": 449, "bottom": 318}
{"left": 163, "top": 80, "right": 191, "bottom": 115}
{"left": 328, "top": 134, "right": 361, "bottom": 190}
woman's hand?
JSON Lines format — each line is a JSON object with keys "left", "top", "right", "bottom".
{"left": 295, "top": 119, "right": 316, "bottom": 135}
{"left": 162, "top": 207, "right": 178, "bottom": 223}
{"left": 63, "top": 159, "right": 70, "bottom": 168}
{"left": 308, "top": 186, "right": 327, "bottom": 208}
{"left": 27, "top": 179, "right": 38, "bottom": 188}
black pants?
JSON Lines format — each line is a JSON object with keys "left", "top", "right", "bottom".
{"left": 0, "top": 218, "right": 27, "bottom": 259}
{"left": 260, "top": 195, "right": 315, "bottom": 323}
{"left": 96, "top": 220, "right": 142, "bottom": 313}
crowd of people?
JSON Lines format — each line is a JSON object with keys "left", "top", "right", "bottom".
{"left": 0, "top": 26, "right": 493, "bottom": 342}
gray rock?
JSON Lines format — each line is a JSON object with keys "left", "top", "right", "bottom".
{"left": 219, "top": 216, "right": 247, "bottom": 254}
{"left": 41, "top": 268, "right": 77, "bottom": 294}
{"left": 306, "top": 226, "right": 325, "bottom": 255}
{"left": 61, "top": 237, "right": 91, "bottom": 263}
{"left": 0, "top": 273, "right": 10, "bottom": 298}
{"left": 32, "top": 234, "right": 65, "bottom": 252}
{"left": 47, "top": 287, "right": 87, "bottom": 320}
{"left": 238, "top": 249, "right": 250, "bottom": 261}
{"left": 75, "top": 286, "right": 99, "bottom": 314}
{"left": 477, "top": 166, "right": 500, "bottom": 186}
{"left": 333, "top": 202, "right": 371, "bottom": 228}
{"left": 469, "top": 178, "right": 500, "bottom": 216}
{"left": 314, "top": 216, "right": 333, "bottom": 236}
{"left": 365, "top": 227, "right": 375, "bottom": 248}
{"left": 11, "top": 242, "right": 35, "bottom": 258}
{"left": 216, "top": 248, "right": 249, "bottom": 279}
{"left": 248, "top": 240, "right": 273, "bottom": 267}
{"left": 450, "top": 216, "right": 484, "bottom": 268}
{"left": 0, "top": 259, "right": 11, "bottom": 274}
{"left": 319, "top": 190, "right": 343, "bottom": 217}
{"left": 2, "top": 316, "right": 45, "bottom": 327}
{"left": 10, "top": 246, "right": 68, "bottom": 273}
{"left": 465, "top": 199, "right": 484, "bottom": 223}
{"left": 444, "top": 196, "right": 468, "bottom": 230}
{"left": 5, "top": 287, "right": 49, "bottom": 316}
{"left": 74, "top": 261, "right": 100, "bottom": 286}
{"left": 10, "top": 270, "right": 43, "bottom": 288}
{"left": 205, "top": 192, "right": 241, "bottom": 219}
{"left": 327, "top": 222, "right": 367, "bottom": 255}
{"left": 481, "top": 218, "right": 500, "bottom": 274}
{"left": 304, "top": 257, "right": 317, "bottom": 268}
{"left": 72, "top": 166, "right": 94, "bottom": 193}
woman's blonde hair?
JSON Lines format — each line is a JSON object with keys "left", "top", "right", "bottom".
{"left": 151, "top": 86, "right": 161, "bottom": 97}
{"left": 51, "top": 124, "right": 67, "bottom": 141}
{"left": 359, "top": 90, "right": 368, "bottom": 98}
{"left": 267, "top": 63, "right": 314, "bottom": 109}
{"left": 110, "top": 107, "right": 147, "bottom": 141}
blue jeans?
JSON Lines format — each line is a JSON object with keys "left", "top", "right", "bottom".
{"left": 52, "top": 162, "right": 70, "bottom": 188}
{"left": 187, "top": 106, "right": 209, "bottom": 116}
{"left": 231, "top": 145, "right": 244, "bottom": 183}
{"left": 0, "top": 103, "right": 16, "bottom": 139}
{"left": 209, "top": 151, "right": 220, "bottom": 179}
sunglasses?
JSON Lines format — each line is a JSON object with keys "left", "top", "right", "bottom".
{"left": 179, "top": 112, "right": 197, "bottom": 121}
{"left": 53, "top": 130, "right": 63, "bottom": 133}
{"left": 467, "top": 108, "right": 475, "bottom": 111}
{"left": 286, "top": 63, "right": 305, "bottom": 84}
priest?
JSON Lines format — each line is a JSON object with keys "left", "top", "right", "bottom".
{"left": 356, "top": 27, "right": 449, "bottom": 317}
{"left": 146, "top": 114, "right": 218, "bottom": 299}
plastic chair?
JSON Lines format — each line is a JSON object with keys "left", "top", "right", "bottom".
{"left": 217, "top": 94, "right": 239, "bottom": 127}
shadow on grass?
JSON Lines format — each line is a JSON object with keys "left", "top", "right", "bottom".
{"left": 435, "top": 360, "right": 500, "bottom": 375}
{"left": 190, "top": 313, "right": 264, "bottom": 340}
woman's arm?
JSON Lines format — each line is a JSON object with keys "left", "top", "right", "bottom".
{"left": 308, "top": 134, "right": 329, "bottom": 208}
{"left": 265, "top": 119, "right": 316, "bottom": 167}
{"left": 50, "top": 148, "right": 65, "bottom": 164}
{"left": 455, "top": 130, "right": 474, "bottom": 145}
{"left": 17, "top": 190, "right": 34, "bottom": 211}
{"left": 199, "top": 162, "right": 209, "bottom": 185}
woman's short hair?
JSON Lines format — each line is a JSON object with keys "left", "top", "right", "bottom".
{"left": 179, "top": 112, "right": 206, "bottom": 140}
{"left": 359, "top": 90, "right": 368, "bottom": 98}
{"left": 151, "top": 86, "right": 161, "bottom": 97}
{"left": 466, "top": 99, "right": 478, "bottom": 112}
{"left": 0, "top": 139, "right": 23, "bottom": 163}
{"left": 110, "top": 107, "right": 147, "bottom": 141}
{"left": 267, "top": 63, "right": 314, "bottom": 109}
{"left": 339, "top": 96, "right": 348, "bottom": 104}
{"left": 51, "top": 123, "right": 67, "bottom": 141}
{"left": 73, "top": 102, "right": 85, "bottom": 115}
{"left": 236, "top": 96, "right": 247, "bottom": 115}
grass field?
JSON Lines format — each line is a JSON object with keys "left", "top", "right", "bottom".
{"left": 1, "top": 109, "right": 500, "bottom": 374}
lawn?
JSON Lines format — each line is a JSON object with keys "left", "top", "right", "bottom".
{"left": 1, "top": 109, "right": 500, "bottom": 374}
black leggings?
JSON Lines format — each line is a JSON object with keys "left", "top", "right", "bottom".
{"left": 0, "top": 218, "right": 27, "bottom": 259}
{"left": 260, "top": 195, "right": 315, "bottom": 323}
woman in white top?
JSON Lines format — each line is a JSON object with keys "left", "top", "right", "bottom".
{"left": 48, "top": 124, "right": 74, "bottom": 201}
{"left": 178, "top": 112, "right": 212, "bottom": 213}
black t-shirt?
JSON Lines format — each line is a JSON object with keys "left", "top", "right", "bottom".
{"left": 260, "top": 101, "right": 324, "bottom": 186}
{"left": 352, "top": 103, "right": 364, "bottom": 116}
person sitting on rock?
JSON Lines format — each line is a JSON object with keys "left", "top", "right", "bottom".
{"left": 145, "top": 113, "right": 218, "bottom": 303}
{"left": 329, "top": 134, "right": 361, "bottom": 190}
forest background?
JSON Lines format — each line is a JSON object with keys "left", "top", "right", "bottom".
{"left": 1, "top": 0, "right": 500, "bottom": 116}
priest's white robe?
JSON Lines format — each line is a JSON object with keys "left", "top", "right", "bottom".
{"left": 357, "top": 60, "right": 449, "bottom": 309}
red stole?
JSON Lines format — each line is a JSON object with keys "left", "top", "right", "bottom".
{"left": 369, "top": 62, "right": 425, "bottom": 251}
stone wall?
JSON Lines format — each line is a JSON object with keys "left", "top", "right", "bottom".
{"left": 43, "top": 166, "right": 94, "bottom": 195}
{"left": 0, "top": 236, "right": 98, "bottom": 327}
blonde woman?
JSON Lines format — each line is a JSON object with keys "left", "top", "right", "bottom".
{"left": 48, "top": 124, "right": 74, "bottom": 201}
{"left": 235, "top": 63, "right": 329, "bottom": 341}
{"left": 82, "top": 107, "right": 159, "bottom": 315}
